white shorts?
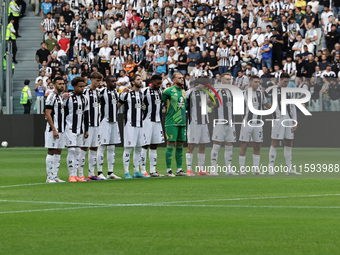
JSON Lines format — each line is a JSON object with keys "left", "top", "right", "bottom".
{"left": 99, "top": 121, "right": 121, "bottom": 145}
{"left": 45, "top": 131, "right": 65, "bottom": 149}
{"left": 124, "top": 124, "right": 146, "bottom": 147}
{"left": 212, "top": 124, "right": 236, "bottom": 143}
{"left": 187, "top": 123, "right": 210, "bottom": 144}
{"left": 83, "top": 126, "right": 100, "bottom": 147}
{"left": 271, "top": 117, "right": 295, "bottom": 140}
{"left": 65, "top": 130, "right": 84, "bottom": 147}
{"left": 143, "top": 120, "right": 165, "bottom": 145}
{"left": 239, "top": 124, "right": 263, "bottom": 143}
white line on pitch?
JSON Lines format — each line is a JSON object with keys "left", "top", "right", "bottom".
{"left": 1, "top": 203, "right": 340, "bottom": 215}
{"left": 0, "top": 183, "right": 47, "bottom": 189}
{"left": 157, "top": 204, "right": 340, "bottom": 209}
{"left": 159, "top": 194, "right": 340, "bottom": 204}
{"left": 0, "top": 205, "right": 111, "bottom": 214}
{"left": 1, "top": 194, "right": 340, "bottom": 208}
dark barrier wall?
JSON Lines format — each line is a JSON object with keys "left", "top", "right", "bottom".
{"left": 0, "top": 112, "right": 338, "bottom": 147}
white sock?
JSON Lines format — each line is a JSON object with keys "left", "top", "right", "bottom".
{"left": 53, "top": 154, "right": 61, "bottom": 178}
{"left": 197, "top": 153, "right": 205, "bottom": 171}
{"left": 88, "top": 150, "right": 97, "bottom": 176}
{"left": 75, "top": 147, "right": 81, "bottom": 174}
{"left": 67, "top": 148, "right": 76, "bottom": 177}
{"left": 224, "top": 145, "right": 233, "bottom": 172}
{"left": 253, "top": 154, "right": 260, "bottom": 173}
{"left": 107, "top": 145, "right": 115, "bottom": 175}
{"left": 123, "top": 147, "right": 132, "bottom": 174}
{"left": 186, "top": 153, "right": 193, "bottom": 171}
{"left": 269, "top": 146, "right": 277, "bottom": 173}
{"left": 140, "top": 148, "right": 147, "bottom": 173}
{"left": 210, "top": 144, "right": 220, "bottom": 171}
{"left": 149, "top": 149, "right": 157, "bottom": 173}
{"left": 133, "top": 147, "right": 142, "bottom": 173}
{"left": 46, "top": 154, "right": 54, "bottom": 180}
{"left": 97, "top": 145, "right": 106, "bottom": 173}
{"left": 284, "top": 146, "right": 292, "bottom": 172}
{"left": 78, "top": 149, "right": 86, "bottom": 177}
{"left": 239, "top": 155, "right": 246, "bottom": 173}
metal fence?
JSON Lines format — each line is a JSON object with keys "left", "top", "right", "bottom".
{"left": 0, "top": 0, "right": 13, "bottom": 114}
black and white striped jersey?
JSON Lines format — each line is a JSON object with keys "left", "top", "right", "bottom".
{"left": 83, "top": 86, "right": 100, "bottom": 127}
{"left": 217, "top": 47, "right": 229, "bottom": 66}
{"left": 186, "top": 88, "right": 209, "bottom": 125}
{"left": 41, "top": 18, "right": 56, "bottom": 32}
{"left": 265, "top": 85, "right": 296, "bottom": 120}
{"left": 99, "top": 87, "right": 119, "bottom": 123}
{"left": 119, "top": 89, "right": 143, "bottom": 127}
{"left": 142, "top": 87, "right": 162, "bottom": 122}
{"left": 243, "top": 89, "right": 268, "bottom": 123}
{"left": 110, "top": 56, "right": 124, "bottom": 74}
{"left": 45, "top": 92, "right": 65, "bottom": 133}
{"left": 214, "top": 89, "right": 234, "bottom": 125}
{"left": 64, "top": 92, "right": 89, "bottom": 134}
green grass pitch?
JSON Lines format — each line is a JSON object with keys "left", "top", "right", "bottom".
{"left": 1, "top": 147, "right": 340, "bottom": 254}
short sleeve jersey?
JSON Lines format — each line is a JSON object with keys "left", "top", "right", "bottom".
{"left": 162, "top": 85, "right": 187, "bottom": 127}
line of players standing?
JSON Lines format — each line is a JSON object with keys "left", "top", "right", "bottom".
{"left": 44, "top": 71, "right": 300, "bottom": 183}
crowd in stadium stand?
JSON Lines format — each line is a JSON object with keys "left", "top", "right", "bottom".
{"left": 32, "top": 0, "right": 340, "bottom": 111}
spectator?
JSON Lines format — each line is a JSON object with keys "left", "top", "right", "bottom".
{"left": 326, "top": 24, "right": 340, "bottom": 51}
{"left": 155, "top": 50, "right": 167, "bottom": 75}
{"left": 36, "top": 42, "right": 51, "bottom": 69}
{"left": 86, "top": 12, "right": 99, "bottom": 33}
{"left": 67, "top": 66, "right": 81, "bottom": 91}
{"left": 61, "top": 3, "right": 74, "bottom": 24}
{"left": 39, "top": 60, "right": 52, "bottom": 77}
{"left": 35, "top": 79, "right": 45, "bottom": 114}
{"left": 124, "top": 54, "right": 136, "bottom": 77}
{"left": 41, "top": 0, "right": 53, "bottom": 19}
{"left": 117, "top": 70, "right": 130, "bottom": 91}
{"left": 260, "top": 37, "right": 273, "bottom": 72}
{"left": 45, "top": 32, "right": 58, "bottom": 51}
{"left": 40, "top": 12, "right": 57, "bottom": 40}
{"left": 35, "top": 70, "right": 49, "bottom": 89}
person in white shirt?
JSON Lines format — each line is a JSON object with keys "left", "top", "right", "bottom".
{"left": 190, "top": 63, "right": 203, "bottom": 79}
{"left": 117, "top": 70, "right": 131, "bottom": 91}
{"left": 251, "top": 27, "right": 265, "bottom": 46}
{"left": 292, "top": 34, "right": 304, "bottom": 59}
{"left": 165, "top": 21, "right": 177, "bottom": 39}
{"left": 305, "top": 23, "right": 318, "bottom": 49}
{"left": 167, "top": 49, "right": 178, "bottom": 79}
{"left": 321, "top": 6, "right": 333, "bottom": 48}
{"left": 98, "top": 40, "right": 112, "bottom": 74}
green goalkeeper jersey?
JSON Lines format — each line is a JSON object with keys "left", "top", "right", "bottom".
{"left": 162, "top": 85, "right": 187, "bottom": 127}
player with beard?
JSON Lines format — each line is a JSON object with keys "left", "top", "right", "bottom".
{"left": 140, "top": 75, "right": 165, "bottom": 177}
{"left": 64, "top": 77, "right": 89, "bottom": 182}
{"left": 162, "top": 72, "right": 188, "bottom": 177}
{"left": 266, "top": 73, "right": 300, "bottom": 175}
{"left": 97, "top": 75, "right": 123, "bottom": 179}
{"left": 119, "top": 74, "right": 149, "bottom": 179}
{"left": 45, "top": 77, "right": 67, "bottom": 183}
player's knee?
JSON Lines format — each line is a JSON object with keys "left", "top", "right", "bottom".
{"left": 107, "top": 145, "right": 115, "bottom": 153}
{"left": 271, "top": 140, "right": 279, "bottom": 147}
{"left": 150, "top": 144, "right": 157, "bottom": 150}
{"left": 284, "top": 139, "right": 293, "bottom": 147}
{"left": 68, "top": 147, "right": 76, "bottom": 155}
{"left": 253, "top": 143, "right": 261, "bottom": 152}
